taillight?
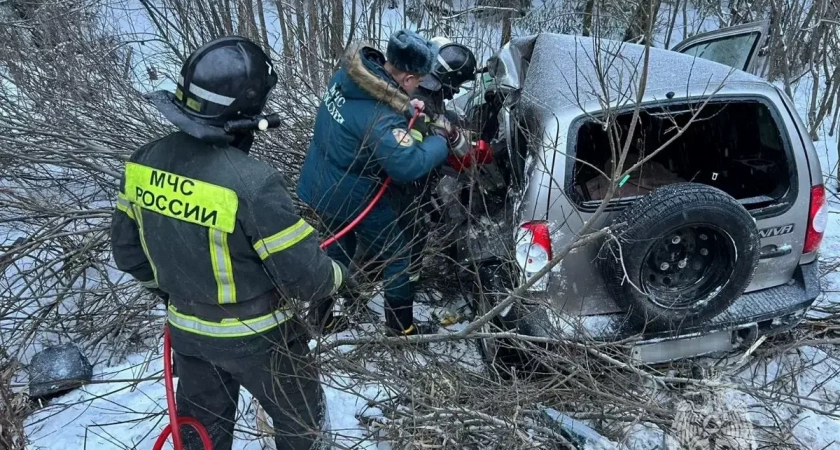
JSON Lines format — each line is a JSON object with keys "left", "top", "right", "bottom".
{"left": 516, "top": 221, "right": 553, "bottom": 277}
{"left": 804, "top": 185, "right": 828, "bottom": 254}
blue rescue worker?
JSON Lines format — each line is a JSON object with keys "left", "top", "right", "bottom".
{"left": 297, "top": 30, "right": 459, "bottom": 337}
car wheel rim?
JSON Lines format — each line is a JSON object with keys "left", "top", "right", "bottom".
{"left": 640, "top": 224, "right": 736, "bottom": 310}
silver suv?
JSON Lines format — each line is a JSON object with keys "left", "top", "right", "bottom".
{"left": 448, "top": 23, "right": 826, "bottom": 366}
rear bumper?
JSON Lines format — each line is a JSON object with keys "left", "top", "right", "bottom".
{"left": 501, "top": 261, "right": 819, "bottom": 352}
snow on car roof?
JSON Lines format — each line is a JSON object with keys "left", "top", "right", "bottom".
{"left": 520, "top": 33, "right": 767, "bottom": 118}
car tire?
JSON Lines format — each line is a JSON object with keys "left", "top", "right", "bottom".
{"left": 599, "top": 183, "right": 760, "bottom": 332}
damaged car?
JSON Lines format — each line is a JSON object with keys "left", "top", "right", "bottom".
{"left": 431, "top": 25, "right": 825, "bottom": 368}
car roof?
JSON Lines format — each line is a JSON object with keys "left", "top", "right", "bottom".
{"left": 519, "top": 33, "right": 772, "bottom": 119}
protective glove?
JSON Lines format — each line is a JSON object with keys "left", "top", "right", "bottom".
{"left": 431, "top": 117, "right": 464, "bottom": 148}
{"left": 336, "top": 268, "right": 361, "bottom": 300}
{"left": 310, "top": 263, "right": 366, "bottom": 335}
{"left": 430, "top": 115, "right": 455, "bottom": 138}
{"left": 408, "top": 98, "right": 425, "bottom": 117}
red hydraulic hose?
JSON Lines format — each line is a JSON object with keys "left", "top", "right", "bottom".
{"left": 320, "top": 109, "right": 421, "bottom": 250}
{"left": 155, "top": 109, "right": 422, "bottom": 450}
{"left": 153, "top": 326, "right": 213, "bottom": 450}
{"left": 319, "top": 177, "right": 392, "bottom": 250}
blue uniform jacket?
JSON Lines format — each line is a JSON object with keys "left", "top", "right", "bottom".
{"left": 297, "top": 43, "right": 449, "bottom": 220}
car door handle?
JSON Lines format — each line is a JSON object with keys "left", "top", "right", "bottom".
{"left": 759, "top": 244, "right": 792, "bottom": 259}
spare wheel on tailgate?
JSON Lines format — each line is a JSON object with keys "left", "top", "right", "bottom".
{"left": 599, "top": 183, "right": 760, "bottom": 332}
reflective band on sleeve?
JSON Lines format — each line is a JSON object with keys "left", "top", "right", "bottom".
{"left": 167, "top": 305, "right": 291, "bottom": 338}
{"left": 209, "top": 229, "right": 236, "bottom": 304}
{"left": 140, "top": 279, "right": 159, "bottom": 289}
{"left": 253, "top": 219, "right": 315, "bottom": 260}
{"left": 132, "top": 204, "right": 159, "bottom": 284}
{"left": 330, "top": 261, "right": 343, "bottom": 295}
{"left": 116, "top": 193, "right": 135, "bottom": 220}
{"left": 409, "top": 129, "right": 424, "bottom": 142}
{"left": 124, "top": 163, "right": 239, "bottom": 233}
{"left": 188, "top": 83, "right": 235, "bottom": 106}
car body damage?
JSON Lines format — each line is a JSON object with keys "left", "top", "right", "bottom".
{"left": 447, "top": 28, "right": 824, "bottom": 365}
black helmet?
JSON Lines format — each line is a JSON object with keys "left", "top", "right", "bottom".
{"left": 148, "top": 36, "right": 278, "bottom": 142}
{"left": 419, "top": 41, "right": 477, "bottom": 99}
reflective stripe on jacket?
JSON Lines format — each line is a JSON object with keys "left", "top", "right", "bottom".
{"left": 110, "top": 131, "right": 344, "bottom": 337}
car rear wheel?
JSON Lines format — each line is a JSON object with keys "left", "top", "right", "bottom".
{"left": 599, "top": 183, "right": 760, "bottom": 332}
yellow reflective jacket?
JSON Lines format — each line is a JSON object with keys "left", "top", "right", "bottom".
{"left": 110, "top": 131, "right": 344, "bottom": 338}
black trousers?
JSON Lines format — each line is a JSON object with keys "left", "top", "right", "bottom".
{"left": 170, "top": 323, "right": 326, "bottom": 450}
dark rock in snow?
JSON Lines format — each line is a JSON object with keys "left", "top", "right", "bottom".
{"left": 27, "top": 343, "right": 93, "bottom": 399}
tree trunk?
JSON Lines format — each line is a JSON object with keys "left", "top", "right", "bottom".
{"left": 623, "top": 0, "right": 661, "bottom": 45}
{"left": 221, "top": 0, "right": 234, "bottom": 33}
{"left": 582, "top": 0, "right": 595, "bottom": 36}
{"left": 346, "top": 0, "right": 357, "bottom": 49}
{"left": 122, "top": 46, "right": 133, "bottom": 79}
{"left": 501, "top": 16, "right": 512, "bottom": 46}
{"left": 830, "top": 92, "right": 840, "bottom": 138}
{"left": 235, "top": 0, "right": 244, "bottom": 35}
{"left": 369, "top": 1, "right": 377, "bottom": 43}
{"left": 295, "top": 0, "right": 311, "bottom": 82}
{"left": 319, "top": 1, "right": 331, "bottom": 61}
{"left": 206, "top": 0, "right": 228, "bottom": 37}
{"left": 195, "top": 0, "right": 221, "bottom": 40}
{"left": 836, "top": 135, "right": 840, "bottom": 191}
{"left": 256, "top": 0, "right": 271, "bottom": 55}
{"left": 331, "top": 0, "right": 345, "bottom": 60}
{"left": 729, "top": 0, "right": 752, "bottom": 25}
{"left": 236, "top": 0, "right": 249, "bottom": 38}
{"left": 307, "top": 0, "right": 322, "bottom": 93}
{"left": 273, "top": 0, "right": 294, "bottom": 75}
{"left": 247, "top": 0, "right": 260, "bottom": 42}
{"left": 664, "top": 0, "right": 680, "bottom": 48}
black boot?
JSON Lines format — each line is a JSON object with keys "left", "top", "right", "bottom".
{"left": 384, "top": 301, "right": 439, "bottom": 337}
{"left": 386, "top": 321, "right": 438, "bottom": 337}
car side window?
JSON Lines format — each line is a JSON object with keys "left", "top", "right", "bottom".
{"left": 679, "top": 32, "right": 761, "bottom": 71}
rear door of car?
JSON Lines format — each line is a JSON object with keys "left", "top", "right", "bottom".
{"left": 672, "top": 21, "right": 770, "bottom": 78}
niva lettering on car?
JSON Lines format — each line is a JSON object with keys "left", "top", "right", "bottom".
{"left": 758, "top": 224, "right": 795, "bottom": 238}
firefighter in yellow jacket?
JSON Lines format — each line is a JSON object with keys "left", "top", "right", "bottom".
{"left": 110, "top": 36, "right": 345, "bottom": 450}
